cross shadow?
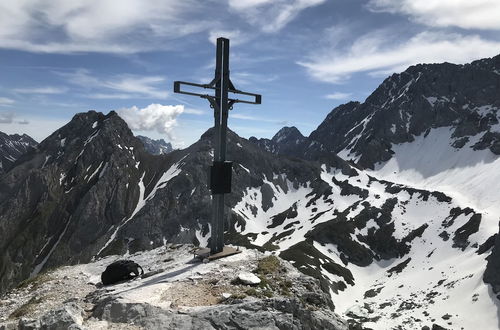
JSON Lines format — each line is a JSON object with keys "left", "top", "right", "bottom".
{"left": 116, "top": 262, "right": 202, "bottom": 294}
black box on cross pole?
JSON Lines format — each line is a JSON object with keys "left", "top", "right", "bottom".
{"left": 210, "top": 161, "right": 233, "bottom": 194}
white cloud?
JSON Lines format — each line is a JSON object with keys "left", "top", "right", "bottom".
{"left": 60, "top": 69, "right": 168, "bottom": 99}
{"left": 0, "top": 97, "right": 15, "bottom": 106}
{"left": 0, "top": 0, "right": 212, "bottom": 54}
{"left": 117, "top": 103, "right": 184, "bottom": 138}
{"left": 208, "top": 30, "right": 251, "bottom": 46}
{"left": 367, "top": 0, "right": 500, "bottom": 30}
{"left": 299, "top": 31, "right": 500, "bottom": 83}
{"left": 0, "top": 111, "right": 14, "bottom": 123}
{"left": 12, "top": 86, "right": 67, "bottom": 94}
{"left": 228, "top": 0, "right": 326, "bottom": 33}
{"left": 325, "top": 92, "right": 352, "bottom": 100}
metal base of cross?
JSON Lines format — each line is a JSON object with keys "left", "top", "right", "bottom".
{"left": 193, "top": 246, "right": 242, "bottom": 261}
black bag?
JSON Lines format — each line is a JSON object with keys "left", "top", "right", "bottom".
{"left": 101, "top": 259, "right": 144, "bottom": 285}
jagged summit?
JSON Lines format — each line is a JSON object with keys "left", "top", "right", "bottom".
{"left": 137, "top": 135, "right": 173, "bottom": 155}
{"left": 309, "top": 54, "right": 500, "bottom": 168}
{"left": 248, "top": 126, "right": 307, "bottom": 157}
{"left": 0, "top": 131, "right": 38, "bottom": 174}
{"left": 272, "top": 126, "right": 304, "bottom": 143}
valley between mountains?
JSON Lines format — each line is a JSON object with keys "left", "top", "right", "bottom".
{"left": 1, "top": 55, "right": 499, "bottom": 329}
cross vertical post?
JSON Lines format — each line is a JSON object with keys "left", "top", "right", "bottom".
{"left": 174, "top": 37, "right": 261, "bottom": 256}
{"left": 212, "top": 38, "right": 228, "bottom": 254}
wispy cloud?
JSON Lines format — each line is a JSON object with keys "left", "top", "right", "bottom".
{"left": 0, "top": 111, "right": 14, "bottom": 123}
{"left": 59, "top": 69, "right": 168, "bottom": 99}
{"left": 299, "top": 31, "right": 500, "bottom": 83}
{"left": 117, "top": 104, "right": 184, "bottom": 139}
{"left": 228, "top": 0, "right": 326, "bottom": 33}
{"left": 367, "top": 0, "right": 500, "bottom": 30}
{"left": 12, "top": 86, "right": 68, "bottom": 94}
{"left": 325, "top": 92, "right": 352, "bottom": 100}
{"left": 231, "top": 71, "right": 279, "bottom": 86}
{"left": 0, "top": 111, "right": 28, "bottom": 125}
{"left": 184, "top": 108, "right": 206, "bottom": 115}
{"left": 231, "top": 113, "right": 289, "bottom": 126}
{"left": 208, "top": 29, "right": 251, "bottom": 46}
{"left": 0, "top": 97, "right": 15, "bottom": 106}
{"left": 0, "top": 1, "right": 212, "bottom": 54}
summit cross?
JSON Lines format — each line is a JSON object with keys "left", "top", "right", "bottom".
{"left": 173, "top": 37, "right": 261, "bottom": 255}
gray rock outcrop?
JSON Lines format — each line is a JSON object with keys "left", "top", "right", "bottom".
{"left": 0, "top": 131, "right": 37, "bottom": 174}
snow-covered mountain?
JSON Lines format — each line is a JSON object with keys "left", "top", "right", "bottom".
{"left": 137, "top": 135, "right": 174, "bottom": 155}
{"left": 1, "top": 54, "right": 500, "bottom": 329}
{"left": 309, "top": 55, "right": 500, "bottom": 168}
{"left": 0, "top": 131, "right": 37, "bottom": 174}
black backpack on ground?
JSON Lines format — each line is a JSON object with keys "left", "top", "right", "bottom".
{"left": 101, "top": 259, "right": 144, "bottom": 285}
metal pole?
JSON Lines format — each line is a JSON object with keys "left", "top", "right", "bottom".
{"left": 173, "top": 37, "right": 260, "bottom": 256}
{"left": 210, "top": 38, "right": 229, "bottom": 254}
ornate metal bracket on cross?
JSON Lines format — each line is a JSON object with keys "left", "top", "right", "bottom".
{"left": 173, "top": 37, "right": 261, "bottom": 259}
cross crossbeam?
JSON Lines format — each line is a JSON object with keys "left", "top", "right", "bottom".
{"left": 173, "top": 37, "right": 261, "bottom": 254}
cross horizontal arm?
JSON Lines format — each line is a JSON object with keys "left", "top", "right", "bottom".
{"left": 228, "top": 89, "right": 261, "bottom": 105}
{"left": 174, "top": 80, "right": 261, "bottom": 105}
{"left": 174, "top": 81, "right": 214, "bottom": 99}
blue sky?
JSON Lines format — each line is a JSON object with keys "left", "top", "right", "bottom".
{"left": 0, "top": 0, "right": 499, "bottom": 147}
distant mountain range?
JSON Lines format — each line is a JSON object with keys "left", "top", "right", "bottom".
{"left": 1, "top": 54, "right": 499, "bottom": 329}
{"left": 137, "top": 135, "right": 174, "bottom": 155}
{"left": 0, "top": 132, "right": 37, "bottom": 174}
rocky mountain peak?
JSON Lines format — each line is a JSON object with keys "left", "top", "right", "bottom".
{"left": 137, "top": 135, "right": 173, "bottom": 155}
{"left": 308, "top": 54, "right": 500, "bottom": 168}
{"left": 0, "top": 131, "right": 38, "bottom": 174}
{"left": 248, "top": 126, "right": 307, "bottom": 157}
{"left": 271, "top": 126, "right": 304, "bottom": 143}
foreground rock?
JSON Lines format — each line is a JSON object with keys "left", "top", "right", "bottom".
{"left": 0, "top": 245, "right": 348, "bottom": 330}
{"left": 237, "top": 272, "right": 261, "bottom": 285}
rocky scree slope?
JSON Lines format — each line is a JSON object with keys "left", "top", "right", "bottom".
{"left": 0, "top": 245, "right": 348, "bottom": 330}
{"left": 0, "top": 131, "right": 37, "bottom": 174}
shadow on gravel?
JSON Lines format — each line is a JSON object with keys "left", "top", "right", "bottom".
{"left": 118, "top": 262, "right": 202, "bottom": 294}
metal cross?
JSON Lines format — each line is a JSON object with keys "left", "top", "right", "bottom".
{"left": 174, "top": 37, "right": 261, "bottom": 254}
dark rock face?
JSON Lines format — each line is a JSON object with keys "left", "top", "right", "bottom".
{"left": 91, "top": 296, "right": 347, "bottom": 330}
{"left": 249, "top": 126, "right": 307, "bottom": 157}
{"left": 303, "top": 55, "right": 500, "bottom": 168}
{"left": 0, "top": 111, "right": 155, "bottom": 293}
{"left": 250, "top": 55, "right": 499, "bottom": 170}
{"left": 483, "top": 222, "right": 500, "bottom": 293}
{"left": 136, "top": 135, "right": 173, "bottom": 155}
{"left": 0, "top": 131, "right": 38, "bottom": 174}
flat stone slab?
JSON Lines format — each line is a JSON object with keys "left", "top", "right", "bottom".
{"left": 238, "top": 272, "right": 261, "bottom": 285}
{"left": 193, "top": 246, "right": 242, "bottom": 261}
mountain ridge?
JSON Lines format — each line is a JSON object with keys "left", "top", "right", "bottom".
{"left": 1, "top": 54, "right": 500, "bottom": 329}
{"left": 0, "top": 131, "right": 38, "bottom": 174}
